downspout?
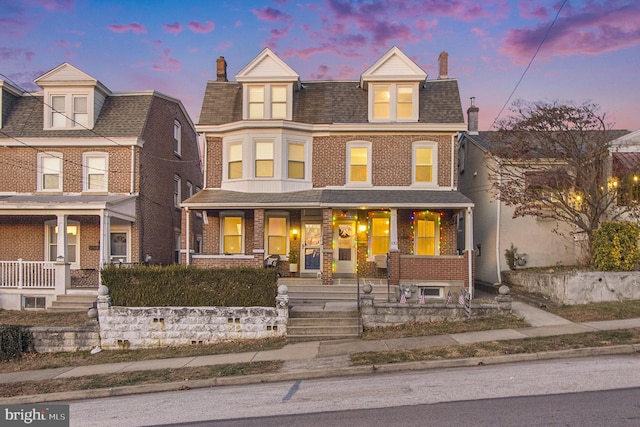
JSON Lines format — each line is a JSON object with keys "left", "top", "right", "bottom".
{"left": 451, "top": 135, "right": 456, "bottom": 189}
{"left": 200, "top": 133, "right": 207, "bottom": 189}
{"left": 495, "top": 164, "right": 502, "bottom": 284}
{"left": 466, "top": 206, "right": 474, "bottom": 299}
{"left": 185, "top": 208, "right": 190, "bottom": 265}
{"left": 130, "top": 146, "right": 135, "bottom": 194}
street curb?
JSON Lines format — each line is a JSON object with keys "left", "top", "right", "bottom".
{"left": 2, "top": 344, "right": 638, "bottom": 405}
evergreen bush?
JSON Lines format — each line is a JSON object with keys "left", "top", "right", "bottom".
{"left": 0, "top": 325, "right": 34, "bottom": 361}
{"left": 592, "top": 221, "right": 640, "bottom": 271}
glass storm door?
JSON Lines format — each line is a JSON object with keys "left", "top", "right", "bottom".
{"left": 110, "top": 232, "right": 128, "bottom": 263}
{"left": 334, "top": 220, "right": 356, "bottom": 274}
{"left": 301, "top": 223, "right": 322, "bottom": 274}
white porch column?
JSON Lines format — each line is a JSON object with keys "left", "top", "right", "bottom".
{"left": 100, "top": 210, "right": 111, "bottom": 269}
{"left": 54, "top": 214, "right": 70, "bottom": 295}
{"left": 389, "top": 208, "right": 398, "bottom": 251}
{"left": 466, "top": 206, "right": 474, "bottom": 299}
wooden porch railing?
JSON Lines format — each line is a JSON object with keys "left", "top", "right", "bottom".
{"left": 0, "top": 259, "right": 56, "bottom": 288}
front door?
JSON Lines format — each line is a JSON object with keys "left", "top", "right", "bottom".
{"left": 301, "top": 223, "right": 322, "bottom": 275}
{"left": 334, "top": 220, "right": 356, "bottom": 275}
{"left": 110, "top": 232, "right": 128, "bottom": 263}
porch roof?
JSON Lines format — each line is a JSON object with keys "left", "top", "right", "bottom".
{"left": 182, "top": 189, "right": 473, "bottom": 209}
{"left": 0, "top": 194, "right": 137, "bottom": 221}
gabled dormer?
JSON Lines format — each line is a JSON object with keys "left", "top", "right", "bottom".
{"left": 34, "top": 63, "right": 111, "bottom": 130}
{"left": 235, "top": 48, "right": 300, "bottom": 121}
{"left": 0, "top": 80, "right": 23, "bottom": 129}
{"left": 360, "top": 47, "right": 427, "bottom": 123}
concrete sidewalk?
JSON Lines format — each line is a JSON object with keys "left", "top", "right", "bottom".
{"left": 2, "top": 301, "right": 640, "bottom": 404}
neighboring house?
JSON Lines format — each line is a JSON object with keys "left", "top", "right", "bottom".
{"left": 610, "top": 129, "right": 640, "bottom": 209}
{"left": 0, "top": 63, "right": 202, "bottom": 310}
{"left": 458, "top": 102, "right": 630, "bottom": 286}
{"left": 182, "top": 47, "right": 475, "bottom": 300}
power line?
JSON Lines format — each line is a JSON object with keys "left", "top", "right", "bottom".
{"left": 489, "top": 0, "right": 568, "bottom": 130}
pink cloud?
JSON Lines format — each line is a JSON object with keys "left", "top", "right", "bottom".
{"left": 519, "top": 0, "right": 548, "bottom": 19}
{"left": 471, "top": 27, "right": 486, "bottom": 37}
{"left": 501, "top": 1, "right": 640, "bottom": 61}
{"left": 251, "top": 6, "right": 292, "bottom": 23}
{"left": 234, "top": 20, "right": 242, "bottom": 28}
{"left": 415, "top": 18, "right": 438, "bottom": 33}
{"left": 34, "top": 0, "right": 75, "bottom": 12}
{"left": 269, "top": 25, "right": 291, "bottom": 40}
{"left": 311, "top": 65, "right": 330, "bottom": 80}
{"left": 152, "top": 48, "right": 180, "bottom": 73}
{"left": 187, "top": 20, "right": 214, "bottom": 33}
{"left": 163, "top": 22, "right": 182, "bottom": 34}
{"left": 55, "top": 39, "right": 71, "bottom": 48}
{"left": 0, "top": 48, "right": 35, "bottom": 63}
{"left": 107, "top": 23, "right": 147, "bottom": 34}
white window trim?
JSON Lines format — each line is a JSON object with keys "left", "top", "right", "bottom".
{"left": 37, "top": 152, "right": 63, "bottom": 192}
{"left": 220, "top": 211, "right": 245, "bottom": 254}
{"left": 254, "top": 139, "right": 275, "bottom": 178}
{"left": 174, "top": 175, "right": 182, "bottom": 208}
{"left": 44, "top": 91, "right": 93, "bottom": 129}
{"left": 173, "top": 120, "right": 182, "bottom": 156}
{"left": 346, "top": 141, "right": 372, "bottom": 187}
{"left": 82, "top": 152, "right": 108, "bottom": 192}
{"left": 414, "top": 213, "right": 440, "bottom": 256}
{"left": 411, "top": 141, "right": 438, "bottom": 187}
{"left": 224, "top": 139, "right": 244, "bottom": 181}
{"left": 44, "top": 219, "right": 80, "bottom": 268}
{"left": 368, "top": 83, "right": 419, "bottom": 123}
{"left": 286, "top": 140, "right": 307, "bottom": 180}
{"left": 242, "top": 83, "right": 293, "bottom": 120}
{"left": 264, "top": 211, "right": 290, "bottom": 256}
{"left": 110, "top": 225, "right": 131, "bottom": 263}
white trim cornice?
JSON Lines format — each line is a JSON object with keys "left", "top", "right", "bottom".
{"left": 0, "top": 137, "right": 143, "bottom": 147}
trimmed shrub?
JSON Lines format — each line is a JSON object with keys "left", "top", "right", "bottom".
{"left": 101, "top": 265, "right": 278, "bottom": 307}
{"left": 592, "top": 221, "right": 640, "bottom": 271}
{"left": 0, "top": 325, "right": 34, "bottom": 361}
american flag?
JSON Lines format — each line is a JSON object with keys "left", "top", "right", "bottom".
{"left": 419, "top": 293, "right": 425, "bottom": 305}
{"left": 459, "top": 292, "right": 465, "bottom": 305}
{"left": 400, "top": 293, "right": 407, "bottom": 304}
{"left": 446, "top": 291, "right": 453, "bottom": 305}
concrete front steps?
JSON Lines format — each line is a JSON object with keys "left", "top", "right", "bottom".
{"left": 282, "top": 278, "right": 396, "bottom": 306}
{"left": 287, "top": 303, "right": 361, "bottom": 343}
{"left": 49, "top": 294, "right": 96, "bottom": 312}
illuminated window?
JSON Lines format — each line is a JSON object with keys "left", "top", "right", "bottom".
{"left": 373, "top": 86, "right": 390, "bottom": 119}
{"left": 271, "top": 86, "right": 287, "bottom": 119}
{"left": 228, "top": 143, "right": 243, "bottom": 179}
{"left": 248, "top": 86, "right": 265, "bottom": 119}
{"left": 370, "top": 216, "right": 390, "bottom": 255}
{"left": 415, "top": 147, "right": 433, "bottom": 183}
{"left": 288, "top": 143, "right": 305, "bottom": 179}
{"left": 267, "top": 217, "right": 287, "bottom": 255}
{"left": 348, "top": 144, "right": 370, "bottom": 184}
{"left": 222, "top": 214, "right": 243, "bottom": 254}
{"left": 370, "top": 84, "right": 417, "bottom": 122}
{"left": 415, "top": 212, "right": 440, "bottom": 255}
{"left": 45, "top": 220, "right": 79, "bottom": 266}
{"left": 255, "top": 141, "right": 274, "bottom": 178}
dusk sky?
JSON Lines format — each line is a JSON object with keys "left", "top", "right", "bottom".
{"left": 2, "top": 0, "right": 639, "bottom": 131}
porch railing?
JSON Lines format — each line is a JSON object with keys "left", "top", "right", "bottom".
{"left": 0, "top": 259, "right": 56, "bottom": 289}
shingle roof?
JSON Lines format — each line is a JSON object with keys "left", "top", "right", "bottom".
{"left": 0, "top": 94, "right": 154, "bottom": 139}
{"left": 198, "top": 79, "right": 464, "bottom": 126}
{"left": 183, "top": 188, "right": 472, "bottom": 209}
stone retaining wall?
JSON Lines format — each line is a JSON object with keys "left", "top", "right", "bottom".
{"left": 503, "top": 271, "right": 640, "bottom": 305}
{"left": 30, "top": 323, "right": 100, "bottom": 353}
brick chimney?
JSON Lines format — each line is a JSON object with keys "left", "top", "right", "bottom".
{"left": 467, "top": 97, "right": 479, "bottom": 135}
{"left": 438, "top": 51, "right": 448, "bottom": 79}
{"left": 216, "top": 56, "right": 228, "bottom": 82}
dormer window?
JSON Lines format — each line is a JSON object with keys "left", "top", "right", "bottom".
{"left": 370, "top": 83, "right": 418, "bottom": 122}
{"left": 246, "top": 84, "right": 290, "bottom": 120}
{"left": 47, "top": 93, "right": 90, "bottom": 129}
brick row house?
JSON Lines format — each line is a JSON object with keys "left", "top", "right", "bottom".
{"left": 0, "top": 63, "right": 202, "bottom": 310}
{"left": 183, "top": 47, "right": 475, "bottom": 300}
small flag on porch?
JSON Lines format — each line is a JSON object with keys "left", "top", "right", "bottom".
{"left": 400, "top": 293, "right": 407, "bottom": 304}
{"left": 446, "top": 291, "right": 453, "bottom": 305}
{"left": 458, "top": 292, "right": 465, "bottom": 305}
{"left": 419, "top": 293, "right": 425, "bottom": 305}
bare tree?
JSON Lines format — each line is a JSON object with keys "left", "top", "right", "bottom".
{"left": 487, "top": 100, "right": 635, "bottom": 262}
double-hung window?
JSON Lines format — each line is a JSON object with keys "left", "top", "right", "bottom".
{"left": 51, "top": 95, "right": 66, "bottom": 127}
{"left": 83, "top": 153, "right": 108, "bottom": 191}
{"left": 347, "top": 142, "right": 371, "bottom": 185}
{"left": 266, "top": 216, "right": 287, "bottom": 255}
{"left": 228, "top": 143, "right": 243, "bottom": 179}
{"left": 38, "top": 153, "right": 62, "bottom": 192}
{"left": 370, "top": 215, "right": 390, "bottom": 255}
{"left": 370, "top": 83, "right": 417, "bottom": 122}
{"left": 415, "top": 212, "right": 439, "bottom": 255}
{"left": 255, "top": 141, "right": 274, "bottom": 178}
{"left": 288, "top": 143, "right": 305, "bottom": 179}
{"left": 222, "top": 213, "right": 244, "bottom": 254}
{"left": 173, "top": 121, "right": 182, "bottom": 156}
{"left": 47, "top": 93, "right": 90, "bottom": 129}
{"left": 246, "top": 84, "right": 290, "bottom": 120}
{"left": 46, "top": 220, "right": 79, "bottom": 266}
{"left": 413, "top": 142, "right": 437, "bottom": 185}
{"left": 73, "top": 95, "right": 88, "bottom": 127}
{"left": 174, "top": 175, "right": 181, "bottom": 208}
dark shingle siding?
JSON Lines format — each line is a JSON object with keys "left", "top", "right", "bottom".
{"left": 198, "top": 79, "right": 464, "bottom": 126}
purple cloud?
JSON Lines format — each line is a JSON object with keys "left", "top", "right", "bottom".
{"left": 152, "top": 48, "right": 180, "bottom": 73}
{"left": 107, "top": 23, "right": 147, "bottom": 34}
{"left": 0, "top": 48, "right": 36, "bottom": 63}
{"left": 163, "top": 22, "right": 183, "bottom": 34}
{"left": 519, "top": 0, "right": 548, "bottom": 19}
{"left": 35, "top": 0, "right": 75, "bottom": 12}
{"left": 251, "top": 6, "right": 292, "bottom": 23}
{"left": 501, "top": 1, "right": 640, "bottom": 61}
{"left": 187, "top": 21, "right": 215, "bottom": 33}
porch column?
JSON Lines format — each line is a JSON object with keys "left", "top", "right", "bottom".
{"left": 322, "top": 208, "right": 333, "bottom": 285}
{"left": 389, "top": 208, "right": 398, "bottom": 251}
{"left": 253, "top": 209, "right": 265, "bottom": 264}
{"left": 465, "top": 207, "right": 474, "bottom": 298}
{"left": 100, "top": 210, "right": 111, "bottom": 269}
{"left": 54, "top": 214, "right": 70, "bottom": 295}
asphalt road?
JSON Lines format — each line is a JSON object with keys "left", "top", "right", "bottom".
{"left": 67, "top": 355, "right": 640, "bottom": 426}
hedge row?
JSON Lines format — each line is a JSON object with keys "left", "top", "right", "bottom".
{"left": 0, "top": 325, "right": 34, "bottom": 361}
{"left": 100, "top": 265, "right": 279, "bottom": 307}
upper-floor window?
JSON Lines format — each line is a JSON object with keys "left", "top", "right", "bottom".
{"left": 288, "top": 143, "right": 305, "bottom": 179}
{"left": 255, "top": 141, "right": 274, "bottom": 178}
{"left": 221, "top": 212, "right": 244, "bottom": 254}
{"left": 38, "top": 153, "right": 62, "bottom": 192}
{"left": 369, "top": 83, "right": 418, "bottom": 122}
{"left": 173, "top": 175, "right": 181, "bottom": 208}
{"left": 186, "top": 181, "right": 193, "bottom": 199}
{"left": 173, "top": 121, "right": 182, "bottom": 156}
{"left": 413, "top": 142, "right": 437, "bottom": 186}
{"left": 347, "top": 142, "right": 371, "bottom": 185}
{"left": 246, "top": 84, "right": 290, "bottom": 120}
{"left": 48, "top": 93, "right": 89, "bottom": 129}
{"left": 228, "top": 143, "right": 243, "bottom": 179}
{"left": 83, "top": 153, "right": 108, "bottom": 192}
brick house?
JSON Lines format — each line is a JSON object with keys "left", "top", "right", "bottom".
{"left": 0, "top": 63, "right": 202, "bottom": 310}
{"left": 183, "top": 47, "right": 474, "bottom": 300}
